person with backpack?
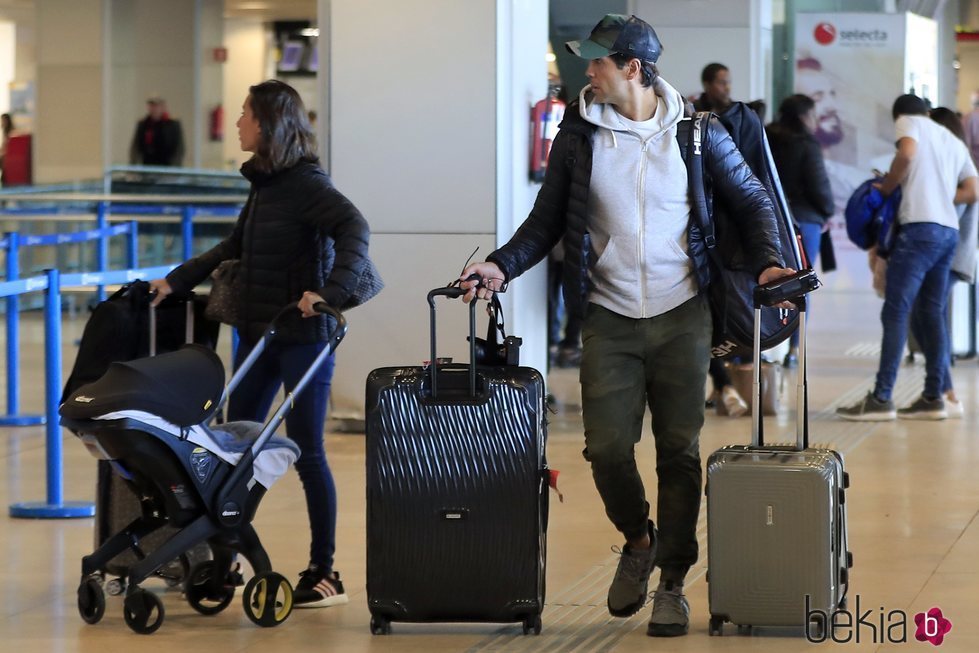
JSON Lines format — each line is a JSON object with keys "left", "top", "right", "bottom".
{"left": 459, "top": 14, "right": 793, "bottom": 637}
{"left": 766, "top": 94, "right": 834, "bottom": 368}
{"left": 837, "top": 95, "right": 977, "bottom": 421}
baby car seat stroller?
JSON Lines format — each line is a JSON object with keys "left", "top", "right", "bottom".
{"left": 61, "top": 302, "right": 345, "bottom": 634}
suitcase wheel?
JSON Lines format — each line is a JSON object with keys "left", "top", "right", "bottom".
{"left": 242, "top": 572, "right": 293, "bottom": 627}
{"left": 522, "top": 614, "right": 542, "bottom": 636}
{"left": 123, "top": 587, "right": 165, "bottom": 634}
{"left": 737, "top": 624, "right": 752, "bottom": 636}
{"left": 77, "top": 577, "right": 106, "bottom": 625}
{"left": 370, "top": 615, "right": 392, "bottom": 635}
{"left": 709, "top": 615, "right": 724, "bottom": 636}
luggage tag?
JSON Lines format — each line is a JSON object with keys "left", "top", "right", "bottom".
{"left": 548, "top": 469, "right": 564, "bottom": 503}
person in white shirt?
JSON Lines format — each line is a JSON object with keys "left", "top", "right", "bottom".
{"left": 838, "top": 94, "right": 978, "bottom": 421}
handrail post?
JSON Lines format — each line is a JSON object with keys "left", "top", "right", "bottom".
{"left": 0, "top": 232, "right": 43, "bottom": 427}
{"left": 181, "top": 205, "right": 194, "bottom": 260}
{"left": 9, "top": 269, "right": 95, "bottom": 518}
{"left": 96, "top": 201, "right": 108, "bottom": 302}
{"left": 6, "top": 231, "right": 19, "bottom": 415}
{"left": 127, "top": 220, "right": 139, "bottom": 269}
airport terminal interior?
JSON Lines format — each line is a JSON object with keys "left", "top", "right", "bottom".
{"left": 3, "top": 0, "right": 979, "bottom": 651}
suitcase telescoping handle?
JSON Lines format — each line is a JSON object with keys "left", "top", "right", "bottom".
{"left": 147, "top": 293, "right": 195, "bottom": 356}
{"left": 147, "top": 300, "right": 194, "bottom": 356}
{"left": 751, "top": 269, "right": 821, "bottom": 450}
{"left": 426, "top": 285, "right": 478, "bottom": 399}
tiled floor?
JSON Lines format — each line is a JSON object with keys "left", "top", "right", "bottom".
{"left": 2, "top": 286, "right": 978, "bottom": 652}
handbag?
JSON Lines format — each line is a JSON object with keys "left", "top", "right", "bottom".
{"left": 470, "top": 295, "right": 522, "bottom": 366}
{"left": 204, "top": 259, "right": 241, "bottom": 325}
{"left": 340, "top": 256, "right": 384, "bottom": 311}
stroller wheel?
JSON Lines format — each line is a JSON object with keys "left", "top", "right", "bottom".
{"left": 186, "top": 561, "right": 236, "bottom": 615}
{"left": 243, "top": 572, "right": 293, "bottom": 627}
{"left": 123, "top": 588, "right": 165, "bottom": 634}
{"left": 77, "top": 577, "right": 106, "bottom": 625}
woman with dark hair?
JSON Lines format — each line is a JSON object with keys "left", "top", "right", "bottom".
{"left": 150, "top": 79, "right": 372, "bottom": 607}
{"left": 766, "top": 93, "right": 834, "bottom": 367}
{"left": 929, "top": 106, "right": 966, "bottom": 142}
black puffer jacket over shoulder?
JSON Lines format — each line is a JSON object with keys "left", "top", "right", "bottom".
{"left": 167, "top": 159, "right": 370, "bottom": 345}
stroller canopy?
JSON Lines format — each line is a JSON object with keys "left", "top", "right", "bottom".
{"left": 61, "top": 345, "right": 225, "bottom": 427}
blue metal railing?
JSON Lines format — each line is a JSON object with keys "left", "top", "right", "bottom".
{"left": 1, "top": 219, "right": 139, "bottom": 427}
{"left": 5, "top": 264, "right": 178, "bottom": 519}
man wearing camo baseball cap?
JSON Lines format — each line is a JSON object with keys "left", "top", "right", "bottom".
{"left": 565, "top": 13, "right": 662, "bottom": 63}
{"left": 460, "top": 14, "right": 788, "bottom": 638}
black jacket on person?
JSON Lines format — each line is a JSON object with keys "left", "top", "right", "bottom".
{"left": 765, "top": 124, "right": 834, "bottom": 225}
{"left": 130, "top": 116, "right": 185, "bottom": 166}
{"left": 487, "top": 99, "right": 783, "bottom": 321}
{"left": 166, "top": 159, "right": 370, "bottom": 345}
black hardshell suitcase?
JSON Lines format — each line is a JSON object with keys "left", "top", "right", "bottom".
{"left": 83, "top": 287, "right": 217, "bottom": 589}
{"left": 705, "top": 272, "right": 852, "bottom": 638}
{"left": 365, "top": 287, "right": 548, "bottom": 636}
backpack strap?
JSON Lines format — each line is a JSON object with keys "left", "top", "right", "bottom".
{"left": 681, "top": 112, "right": 721, "bottom": 264}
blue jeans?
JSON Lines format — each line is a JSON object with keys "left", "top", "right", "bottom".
{"left": 910, "top": 274, "right": 956, "bottom": 394}
{"left": 227, "top": 340, "right": 337, "bottom": 571}
{"left": 874, "top": 223, "right": 957, "bottom": 401}
{"left": 790, "top": 221, "right": 823, "bottom": 349}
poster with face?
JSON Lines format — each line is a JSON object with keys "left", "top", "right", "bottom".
{"left": 794, "top": 13, "right": 938, "bottom": 290}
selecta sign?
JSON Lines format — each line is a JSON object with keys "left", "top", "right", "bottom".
{"left": 813, "top": 20, "right": 890, "bottom": 47}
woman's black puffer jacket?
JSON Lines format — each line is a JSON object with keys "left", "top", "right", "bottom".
{"left": 765, "top": 124, "right": 834, "bottom": 225}
{"left": 487, "top": 100, "right": 783, "bottom": 320}
{"left": 167, "top": 159, "right": 370, "bottom": 344}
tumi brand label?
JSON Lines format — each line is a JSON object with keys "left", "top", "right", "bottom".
{"left": 74, "top": 395, "right": 94, "bottom": 403}
{"left": 805, "top": 595, "right": 952, "bottom": 645}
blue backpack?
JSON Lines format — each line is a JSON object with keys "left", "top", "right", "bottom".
{"left": 845, "top": 179, "right": 901, "bottom": 254}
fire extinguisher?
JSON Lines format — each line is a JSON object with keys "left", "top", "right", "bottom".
{"left": 530, "top": 88, "right": 565, "bottom": 183}
{"left": 209, "top": 105, "right": 223, "bottom": 142}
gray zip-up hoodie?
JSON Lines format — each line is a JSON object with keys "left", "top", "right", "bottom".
{"left": 581, "top": 77, "right": 697, "bottom": 319}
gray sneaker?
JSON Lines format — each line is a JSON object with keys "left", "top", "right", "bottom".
{"left": 898, "top": 395, "right": 947, "bottom": 420}
{"left": 607, "top": 522, "right": 656, "bottom": 618}
{"left": 647, "top": 580, "right": 690, "bottom": 637}
{"left": 836, "top": 392, "right": 896, "bottom": 421}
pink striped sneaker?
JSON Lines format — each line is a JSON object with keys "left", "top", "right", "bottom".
{"left": 294, "top": 565, "right": 349, "bottom": 608}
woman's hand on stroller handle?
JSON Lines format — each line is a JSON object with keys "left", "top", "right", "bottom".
{"left": 298, "top": 291, "right": 328, "bottom": 318}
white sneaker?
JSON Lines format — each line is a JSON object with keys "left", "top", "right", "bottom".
{"left": 721, "top": 385, "right": 749, "bottom": 418}
{"left": 945, "top": 394, "right": 963, "bottom": 420}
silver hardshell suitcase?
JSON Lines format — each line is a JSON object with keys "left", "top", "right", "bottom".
{"left": 706, "top": 272, "right": 851, "bottom": 637}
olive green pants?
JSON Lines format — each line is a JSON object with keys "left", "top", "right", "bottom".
{"left": 580, "top": 296, "right": 711, "bottom": 577}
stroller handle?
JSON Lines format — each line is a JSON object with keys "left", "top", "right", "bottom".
{"left": 213, "top": 300, "right": 349, "bottom": 525}
{"left": 216, "top": 300, "right": 348, "bottom": 416}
